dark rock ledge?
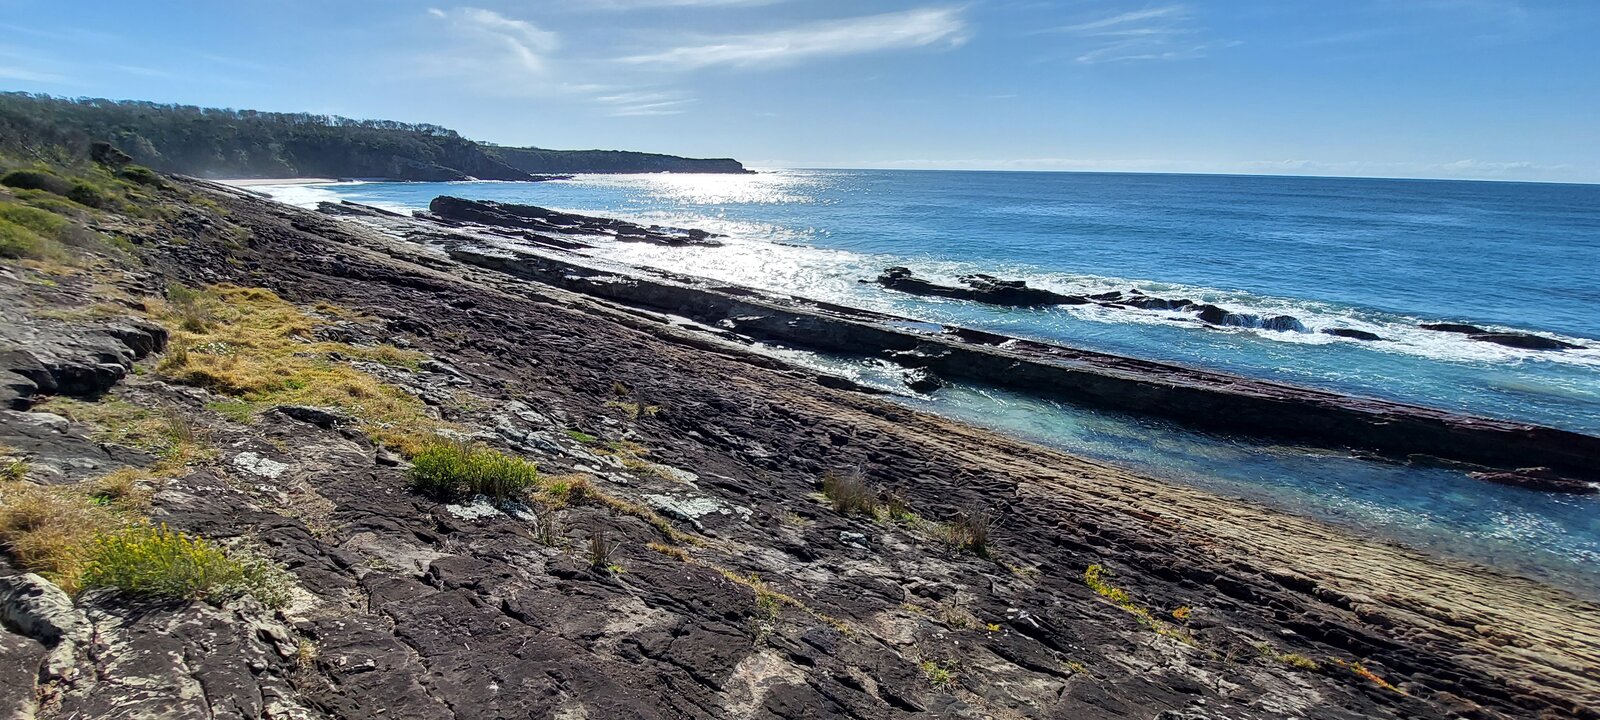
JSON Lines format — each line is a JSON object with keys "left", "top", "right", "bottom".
{"left": 425, "top": 196, "right": 722, "bottom": 247}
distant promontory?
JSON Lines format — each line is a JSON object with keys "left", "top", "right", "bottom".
{"left": 0, "top": 92, "right": 750, "bottom": 181}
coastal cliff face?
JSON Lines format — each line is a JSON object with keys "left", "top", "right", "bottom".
{"left": 1, "top": 159, "right": 1598, "bottom": 719}
{"left": 488, "top": 146, "right": 751, "bottom": 175}
{"left": 0, "top": 93, "right": 750, "bottom": 181}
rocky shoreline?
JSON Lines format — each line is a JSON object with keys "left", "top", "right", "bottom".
{"left": 325, "top": 197, "right": 1600, "bottom": 493}
{"left": 2, "top": 169, "right": 1598, "bottom": 719}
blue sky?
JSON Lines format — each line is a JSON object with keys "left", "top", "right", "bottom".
{"left": 1, "top": 0, "right": 1596, "bottom": 182}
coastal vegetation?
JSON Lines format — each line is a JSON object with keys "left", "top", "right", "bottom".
{"left": 408, "top": 439, "right": 540, "bottom": 502}
{"left": 0, "top": 92, "right": 748, "bottom": 181}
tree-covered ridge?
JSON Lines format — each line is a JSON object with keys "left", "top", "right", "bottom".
{"left": 0, "top": 92, "right": 748, "bottom": 180}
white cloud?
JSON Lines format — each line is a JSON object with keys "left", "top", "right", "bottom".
{"left": 426, "top": 7, "right": 560, "bottom": 77}
{"left": 594, "top": 90, "right": 697, "bottom": 116}
{"left": 619, "top": 7, "right": 968, "bottom": 70}
{"left": 1047, "top": 7, "right": 1186, "bottom": 35}
{"left": 1039, "top": 4, "right": 1222, "bottom": 64}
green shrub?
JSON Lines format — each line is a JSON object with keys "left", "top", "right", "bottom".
{"left": 119, "top": 165, "right": 160, "bottom": 186}
{"left": 81, "top": 524, "right": 291, "bottom": 608}
{"left": 1, "top": 169, "right": 73, "bottom": 195}
{"left": 0, "top": 219, "right": 44, "bottom": 259}
{"left": 0, "top": 202, "right": 67, "bottom": 236}
{"left": 408, "top": 439, "right": 538, "bottom": 502}
{"left": 66, "top": 182, "right": 109, "bottom": 208}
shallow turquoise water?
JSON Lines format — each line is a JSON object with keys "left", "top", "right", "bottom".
{"left": 262, "top": 170, "right": 1600, "bottom": 593}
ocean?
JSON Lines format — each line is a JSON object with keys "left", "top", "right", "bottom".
{"left": 258, "top": 169, "right": 1600, "bottom": 593}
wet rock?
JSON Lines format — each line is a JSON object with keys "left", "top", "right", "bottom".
{"left": 1262, "top": 315, "right": 1306, "bottom": 332}
{"left": 903, "top": 368, "right": 946, "bottom": 393}
{"left": 1467, "top": 333, "right": 1583, "bottom": 351}
{"left": 1469, "top": 467, "right": 1598, "bottom": 494}
{"left": 871, "top": 267, "right": 1088, "bottom": 307}
{"left": 428, "top": 196, "right": 721, "bottom": 247}
{"left": 1421, "top": 322, "right": 1489, "bottom": 334}
{"left": 1323, "top": 328, "right": 1383, "bottom": 341}
{"left": 1123, "top": 295, "right": 1194, "bottom": 310}
{"left": 1194, "top": 304, "right": 1230, "bottom": 325}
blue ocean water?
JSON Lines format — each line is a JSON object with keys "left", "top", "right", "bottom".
{"left": 261, "top": 170, "right": 1600, "bottom": 592}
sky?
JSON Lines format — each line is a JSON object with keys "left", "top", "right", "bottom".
{"left": 1, "top": 0, "right": 1596, "bottom": 183}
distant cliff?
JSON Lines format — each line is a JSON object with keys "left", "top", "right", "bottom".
{"left": 0, "top": 92, "right": 748, "bottom": 181}
{"left": 488, "top": 146, "right": 750, "bottom": 175}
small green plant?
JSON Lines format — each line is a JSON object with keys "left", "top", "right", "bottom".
{"left": 1282, "top": 653, "right": 1321, "bottom": 671}
{"left": 294, "top": 639, "right": 319, "bottom": 670}
{"left": 1254, "top": 642, "right": 1321, "bottom": 671}
{"left": 564, "top": 429, "right": 598, "bottom": 444}
{"left": 540, "top": 473, "right": 592, "bottom": 507}
{"left": 821, "top": 470, "right": 879, "bottom": 516}
{"left": 88, "top": 468, "right": 151, "bottom": 509}
{"left": 919, "top": 659, "right": 956, "bottom": 688}
{"left": 408, "top": 439, "right": 539, "bottom": 502}
{"left": 1, "top": 458, "right": 27, "bottom": 482}
{"left": 82, "top": 524, "right": 292, "bottom": 608}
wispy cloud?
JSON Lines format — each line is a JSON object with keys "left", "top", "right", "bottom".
{"left": 1047, "top": 7, "right": 1186, "bottom": 35}
{"left": 0, "top": 65, "right": 64, "bottom": 83}
{"left": 426, "top": 7, "right": 560, "bottom": 77}
{"left": 594, "top": 90, "right": 696, "bottom": 116}
{"left": 580, "top": 0, "right": 784, "bottom": 8}
{"left": 619, "top": 7, "right": 969, "bottom": 70}
{"left": 1039, "top": 4, "right": 1222, "bottom": 64}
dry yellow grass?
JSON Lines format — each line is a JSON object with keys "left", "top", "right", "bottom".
{"left": 0, "top": 482, "right": 122, "bottom": 593}
{"left": 152, "top": 285, "right": 440, "bottom": 454}
{"left": 37, "top": 398, "right": 213, "bottom": 472}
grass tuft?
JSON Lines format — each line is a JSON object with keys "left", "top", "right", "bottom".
{"left": 936, "top": 506, "right": 993, "bottom": 556}
{"left": 821, "top": 470, "right": 879, "bottom": 516}
{"left": 0, "top": 482, "right": 115, "bottom": 592}
{"left": 408, "top": 438, "right": 538, "bottom": 502}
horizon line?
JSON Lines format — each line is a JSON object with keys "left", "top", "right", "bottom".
{"left": 762, "top": 165, "right": 1600, "bottom": 187}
